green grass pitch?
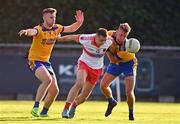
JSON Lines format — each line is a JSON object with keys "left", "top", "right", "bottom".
{"left": 0, "top": 101, "right": 180, "bottom": 124}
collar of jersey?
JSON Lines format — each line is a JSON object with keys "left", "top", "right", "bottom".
{"left": 40, "top": 24, "right": 58, "bottom": 32}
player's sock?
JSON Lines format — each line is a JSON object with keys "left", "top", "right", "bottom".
{"left": 72, "top": 101, "right": 78, "bottom": 109}
{"left": 129, "top": 109, "right": 134, "bottom": 120}
{"left": 69, "top": 101, "right": 77, "bottom": 119}
{"left": 129, "top": 109, "right": 133, "bottom": 115}
{"left": 40, "top": 107, "right": 48, "bottom": 116}
{"left": 31, "top": 101, "right": 40, "bottom": 117}
{"left": 108, "top": 97, "right": 115, "bottom": 104}
{"left": 33, "top": 101, "right": 39, "bottom": 108}
{"left": 64, "top": 102, "right": 71, "bottom": 110}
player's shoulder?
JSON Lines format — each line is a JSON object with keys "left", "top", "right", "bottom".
{"left": 32, "top": 24, "right": 42, "bottom": 36}
{"left": 55, "top": 24, "right": 63, "bottom": 28}
{"left": 55, "top": 24, "right": 64, "bottom": 33}
{"left": 50, "top": 24, "right": 61, "bottom": 30}
{"left": 108, "top": 30, "right": 116, "bottom": 37}
{"left": 33, "top": 24, "right": 42, "bottom": 30}
{"left": 80, "top": 33, "right": 96, "bottom": 41}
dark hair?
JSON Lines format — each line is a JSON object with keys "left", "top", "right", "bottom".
{"left": 42, "top": 8, "right": 57, "bottom": 15}
{"left": 96, "top": 28, "right": 107, "bottom": 37}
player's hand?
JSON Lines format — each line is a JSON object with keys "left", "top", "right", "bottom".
{"left": 18, "top": 30, "right": 28, "bottom": 36}
{"left": 75, "top": 10, "right": 84, "bottom": 24}
{"left": 56, "top": 35, "right": 61, "bottom": 40}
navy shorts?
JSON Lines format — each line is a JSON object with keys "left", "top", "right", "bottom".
{"left": 28, "top": 60, "right": 54, "bottom": 75}
{"left": 106, "top": 60, "right": 137, "bottom": 77}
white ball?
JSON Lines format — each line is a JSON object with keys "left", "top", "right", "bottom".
{"left": 125, "top": 38, "right": 140, "bottom": 53}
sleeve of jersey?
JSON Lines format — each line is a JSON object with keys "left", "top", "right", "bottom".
{"left": 78, "top": 34, "right": 86, "bottom": 44}
{"left": 57, "top": 24, "right": 64, "bottom": 34}
{"left": 33, "top": 25, "right": 41, "bottom": 37}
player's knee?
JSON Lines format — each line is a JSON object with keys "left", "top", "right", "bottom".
{"left": 43, "top": 76, "right": 52, "bottom": 86}
{"left": 48, "top": 85, "right": 59, "bottom": 96}
{"left": 126, "top": 91, "right": 134, "bottom": 98}
{"left": 54, "top": 86, "right": 59, "bottom": 95}
{"left": 74, "top": 80, "right": 84, "bottom": 89}
{"left": 100, "top": 82, "right": 107, "bottom": 91}
{"left": 53, "top": 88, "right": 59, "bottom": 97}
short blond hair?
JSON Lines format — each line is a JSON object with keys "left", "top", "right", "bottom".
{"left": 42, "top": 8, "right": 57, "bottom": 15}
{"left": 119, "top": 23, "right": 131, "bottom": 36}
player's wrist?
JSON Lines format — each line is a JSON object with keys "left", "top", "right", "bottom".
{"left": 76, "top": 19, "right": 83, "bottom": 24}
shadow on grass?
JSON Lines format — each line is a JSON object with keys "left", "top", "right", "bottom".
{"left": 0, "top": 116, "right": 125, "bottom": 122}
{"left": 0, "top": 116, "right": 61, "bottom": 121}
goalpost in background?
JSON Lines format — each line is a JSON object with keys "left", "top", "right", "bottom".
{"left": 111, "top": 77, "right": 121, "bottom": 102}
{"left": 115, "top": 77, "right": 121, "bottom": 102}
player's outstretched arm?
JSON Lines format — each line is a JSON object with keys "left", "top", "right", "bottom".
{"left": 56, "top": 35, "right": 79, "bottom": 43}
{"left": 63, "top": 10, "right": 84, "bottom": 33}
{"left": 18, "top": 28, "right": 38, "bottom": 37}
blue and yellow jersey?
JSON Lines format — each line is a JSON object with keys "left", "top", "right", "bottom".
{"left": 108, "top": 30, "right": 136, "bottom": 63}
{"left": 28, "top": 24, "right": 64, "bottom": 62}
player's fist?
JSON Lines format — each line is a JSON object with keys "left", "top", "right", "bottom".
{"left": 18, "top": 30, "right": 28, "bottom": 36}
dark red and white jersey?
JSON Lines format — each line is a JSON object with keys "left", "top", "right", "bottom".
{"left": 78, "top": 34, "right": 113, "bottom": 69}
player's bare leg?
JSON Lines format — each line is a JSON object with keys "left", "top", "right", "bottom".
{"left": 62, "top": 69, "right": 87, "bottom": 118}
{"left": 32, "top": 66, "right": 52, "bottom": 117}
{"left": 69, "top": 81, "right": 95, "bottom": 118}
{"left": 125, "top": 75, "right": 136, "bottom": 120}
{"left": 75, "top": 81, "right": 94, "bottom": 105}
{"left": 100, "top": 73, "right": 117, "bottom": 117}
{"left": 66, "top": 70, "right": 87, "bottom": 103}
{"left": 40, "top": 75, "right": 59, "bottom": 116}
{"left": 100, "top": 73, "right": 116, "bottom": 98}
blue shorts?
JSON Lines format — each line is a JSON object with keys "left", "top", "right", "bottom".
{"left": 28, "top": 60, "right": 54, "bottom": 75}
{"left": 106, "top": 60, "right": 137, "bottom": 77}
